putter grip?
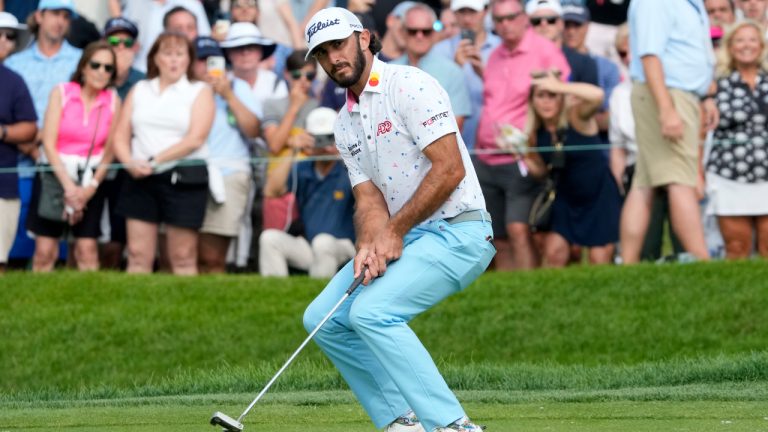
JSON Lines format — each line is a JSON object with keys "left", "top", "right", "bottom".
{"left": 346, "top": 266, "right": 368, "bottom": 295}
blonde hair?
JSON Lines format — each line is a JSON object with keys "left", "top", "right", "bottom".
{"left": 716, "top": 20, "right": 768, "bottom": 77}
{"left": 524, "top": 86, "right": 569, "bottom": 149}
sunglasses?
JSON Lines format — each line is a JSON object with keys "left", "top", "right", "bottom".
{"left": 0, "top": 30, "right": 17, "bottom": 41}
{"left": 530, "top": 16, "right": 559, "bottom": 26}
{"left": 289, "top": 70, "right": 317, "bottom": 80}
{"left": 88, "top": 60, "right": 115, "bottom": 73}
{"left": 107, "top": 35, "right": 135, "bottom": 48}
{"left": 405, "top": 27, "right": 434, "bottom": 37}
{"left": 492, "top": 11, "right": 523, "bottom": 24}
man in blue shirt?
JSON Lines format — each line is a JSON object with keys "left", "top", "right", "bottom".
{"left": 432, "top": 0, "right": 501, "bottom": 150}
{"left": 391, "top": 3, "right": 472, "bottom": 132}
{"left": 259, "top": 107, "right": 356, "bottom": 278}
{"left": 0, "top": 64, "right": 37, "bottom": 272}
{"left": 620, "top": 0, "right": 718, "bottom": 264}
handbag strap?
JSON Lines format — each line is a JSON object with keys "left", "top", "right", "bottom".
{"left": 79, "top": 104, "right": 104, "bottom": 185}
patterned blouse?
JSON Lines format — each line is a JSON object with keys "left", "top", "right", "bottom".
{"left": 708, "top": 70, "right": 768, "bottom": 183}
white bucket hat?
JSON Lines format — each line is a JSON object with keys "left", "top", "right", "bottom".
{"left": 220, "top": 22, "right": 276, "bottom": 59}
{"left": 306, "top": 107, "right": 338, "bottom": 136}
{"left": 0, "top": 12, "right": 31, "bottom": 53}
{"left": 304, "top": 7, "right": 363, "bottom": 60}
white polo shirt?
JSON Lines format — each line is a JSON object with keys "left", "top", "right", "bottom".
{"left": 334, "top": 57, "right": 485, "bottom": 225}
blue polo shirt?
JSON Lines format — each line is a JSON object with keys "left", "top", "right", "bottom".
{"left": 208, "top": 77, "right": 262, "bottom": 177}
{"left": 592, "top": 54, "right": 621, "bottom": 111}
{"left": 5, "top": 41, "right": 82, "bottom": 126}
{"left": 432, "top": 32, "right": 501, "bottom": 149}
{"left": 0, "top": 65, "right": 37, "bottom": 199}
{"left": 391, "top": 51, "right": 472, "bottom": 120}
{"left": 293, "top": 161, "right": 355, "bottom": 243}
{"left": 629, "top": 0, "right": 714, "bottom": 96}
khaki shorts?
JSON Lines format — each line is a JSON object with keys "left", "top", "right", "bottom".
{"left": 0, "top": 198, "right": 21, "bottom": 262}
{"left": 631, "top": 83, "right": 701, "bottom": 188}
{"left": 201, "top": 171, "right": 252, "bottom": 237}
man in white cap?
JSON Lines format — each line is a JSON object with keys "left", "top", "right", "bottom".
{"left": 301, "top": 7, "right": 494, "bottom": 432}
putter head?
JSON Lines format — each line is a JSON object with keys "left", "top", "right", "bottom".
{"left": 210, "top": 411, "right": 244, "bottom": 431}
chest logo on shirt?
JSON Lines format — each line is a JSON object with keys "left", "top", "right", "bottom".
{"left": 368, "top": 72, "right": 380, "bottom": 87}
{"left": 376, "top": 120, "right": 392, "bottom": 136}
{"left": 422, "top": 111, "right": 449, "bottom": 127}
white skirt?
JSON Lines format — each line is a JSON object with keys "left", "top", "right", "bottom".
{"left": 706, "top": 173, "right": 768, "bottom": 216}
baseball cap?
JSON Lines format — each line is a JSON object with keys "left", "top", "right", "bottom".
{"left": 562, "top": 4, "right": 590, "bottom": 23}
{"left": 304, "top": 7, "right": 364, "bottom": 60}
{"left": 195, "top": 36, "right": 223, "bottom": 59}
{"left": 37, "top": 0, "right": 78, "bottom": 17}
{"left": 391, "top": 1, "right": 418, "bottom": 18}
{"left": 525, "top": 0, "right": 563, "bottom": 16}
{"left": 451, "top": 0, "right": 486, "bottom": 12}
{"left": 306, "top": 107, "right": 338, "bottom": 136}
{"left": 104, "top": 16, "right": 139, "bottom": 38}
{"left": 220, "top": 22, "right": 276, "bottom": 59}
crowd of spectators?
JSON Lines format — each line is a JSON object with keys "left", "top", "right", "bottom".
{"left": 0, "top": 0, "right": 765, "bottom": 275}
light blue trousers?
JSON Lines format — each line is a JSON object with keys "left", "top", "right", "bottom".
{"left": 303, "top": 219, "right": 495, "bottom": 431}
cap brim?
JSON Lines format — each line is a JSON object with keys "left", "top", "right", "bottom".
{"left": 305, "top": 29, "right": 355, "bottom": 60}
{"left": 40, "top": 7, "right": 78, "bottom": 18}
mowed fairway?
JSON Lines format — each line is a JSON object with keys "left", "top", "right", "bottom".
{"left": 1, "top": 262, "right": 767, "bottom": 431}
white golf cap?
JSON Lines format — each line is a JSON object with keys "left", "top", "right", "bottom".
{"left": 304, "top": 7, "right": 364, "bottom": 60}
{"left": 306, "top": 107, "right": 338, "bottom": 136}
{"left": 450, "top": 0, "right": 486, "bottom": 12}
{"left": 525, "top": 0, "right": 563, "bottom": 16}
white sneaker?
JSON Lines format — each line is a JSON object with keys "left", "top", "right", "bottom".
{"left": 385, "top": 410, "right": 425, "bottom": 432}
{"left": 432, "top": 416, "right": 485, "bottom": 431}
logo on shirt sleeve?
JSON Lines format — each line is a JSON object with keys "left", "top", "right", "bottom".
{"left": 421, "top": 111, "right": 449, "bottom": 127}
{"left": 376, "top": 120, "right": 392, "bottom": 136}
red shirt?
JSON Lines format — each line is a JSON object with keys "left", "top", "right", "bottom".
{"left": 476, "top": 28, "right": 570, "bottom": 165}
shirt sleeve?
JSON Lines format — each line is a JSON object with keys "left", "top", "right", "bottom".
{"left": 334, "top": 119, "right": 370, "bottom": 188}
{"left": 392, "top": 67, "right": 459, "bottom": 151}
{"left": 262, "top": 98, "right": 283, "bottom": 127}
{"left": 444, "top": 64, "right": 472, "bottom": 118}
{"left": 632, "top": 0, "right": 673, "bottom": 58}
{"left": 233, "top": 79, "right": 263, "bottom": 118}
{"left": 12, "top": 73, "right": 38, "bottom": 123}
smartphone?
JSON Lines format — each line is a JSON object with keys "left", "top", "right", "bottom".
{"left": 313, "top": 134, "right": 335, "bottom": 148}
{"left": 207, "top": 55, "right": 226, "bottom": 78}
{"left": 214, "top": 19, "right": 230, "bottom": 37}
{"left": 460, "top": 29, "right": 476, "bottom": 44}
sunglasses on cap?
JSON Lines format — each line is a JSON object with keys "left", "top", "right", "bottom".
{"left": 88, "top": 60, "right": 115, "bottom": 73}
{"left": 491, "top": 11, "right": 523, "bottom": 24}
{"left": 290, "top": 70, "right": 317, "bottom": 80}
{"left": 107, "top": 35, "right": 135, "bottom": 48}
{"left": 0, "top": 30, "right": 17, "bottom": 41}
{"left": 530, "top": 16, "right": 559, "bottom": 26}
{"left": 405, "top": 27, "right": 434, "bottom": 37}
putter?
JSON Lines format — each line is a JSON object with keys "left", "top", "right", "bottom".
{"left": 210, "top": 268, "right": 368, "bottom": 431}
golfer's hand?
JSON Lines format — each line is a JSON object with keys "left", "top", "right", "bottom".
{"left": 372, "top": 226, "right": 403, "bottom": 276}
{"left": 354, "top": 247, "right": 378, "bottom": 285}
{"left": 660, "top": 107, "right": 684, "bottom": 142}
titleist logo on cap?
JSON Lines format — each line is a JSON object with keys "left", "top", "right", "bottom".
{"left": 307, "top": 18, "right": 341, "bottom": 41}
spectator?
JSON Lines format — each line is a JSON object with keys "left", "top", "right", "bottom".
{"left": 226, "top": 0, "right": 292, "bottom": 76}
{"left": 113, "top": 33, "right": 215, "bottom": 275}
{"left": 433, "top": 0, "right": 501, "bottom": 150}
{"left": 608, "top": 23, "right": 634, "bottom": 194}
{"left": 98, "top": 16, "right": 146, "bottom": 269}
{"left": 378, "top": 1, "right": 416, "bottom": 61}
{"left": 191, "top": 36, "right": 261, "bottom": 273}
{"left": 5, "top": 0, "right": 82, "bottom": 161}
{"left": 0, "top": 12, "right": 30, "bottom": 60}
{"left": 0, "top": 54, "right": 37, "bottom": 273}
{"left": 706, "top": 0, "right": 737, "bottom": 27}
{"left": 562, "top": 4, "right": 620, "bottom": 139}
{"left": 474, "top": 0, "right": 569, "bottom": 270}
{"left": 708, "top": 21, "right": 768, "bottom": 258}
{"left": 736, "top": 0, "right": 768, "bottom": 29}
{"left": 437, "top": 7, "right": 460, "bottom": 42}
{"left": 522, "top": 71, "right": 620, "bottom": 266}
{"left": 527, "top": 0, "right": 599, "bottom": 86}
{"left": 259, "top": 107, "right": 356, "bottom": 278}
{"left": 27, "top": 41, "right": 120, "bottom": 271}
{"left": 262, "top": 50, "right": 319, "bottom": 156}
{"left": 583, "top": 0, "right": 629, "bottom": 64}
{"left": 620, "top": 0, "right": 717, "bottom": 264}
{"left": 163, "top": 6, "right": 199, "bottom": 41}
{"left": 391, "top": 4, "right": 472, "bottom": 131}
{"left": 121, "top": 0, "right": 211, "bottom": 73}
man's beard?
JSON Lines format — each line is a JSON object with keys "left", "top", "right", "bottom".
{"left": 330, "top": 42, "right": 366, "bottom": 88}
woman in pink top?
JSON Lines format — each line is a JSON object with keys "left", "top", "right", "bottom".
{"left": 27, "top": 41, "right": 121, "bottom": 272}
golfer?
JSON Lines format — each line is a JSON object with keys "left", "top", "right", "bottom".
{"left": 302, "top": 8, "right": 495, "bottom": 432}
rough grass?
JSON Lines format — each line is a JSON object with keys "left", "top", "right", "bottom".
{"left": 0, "top": 261, "right": 766, "bottom": 401}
